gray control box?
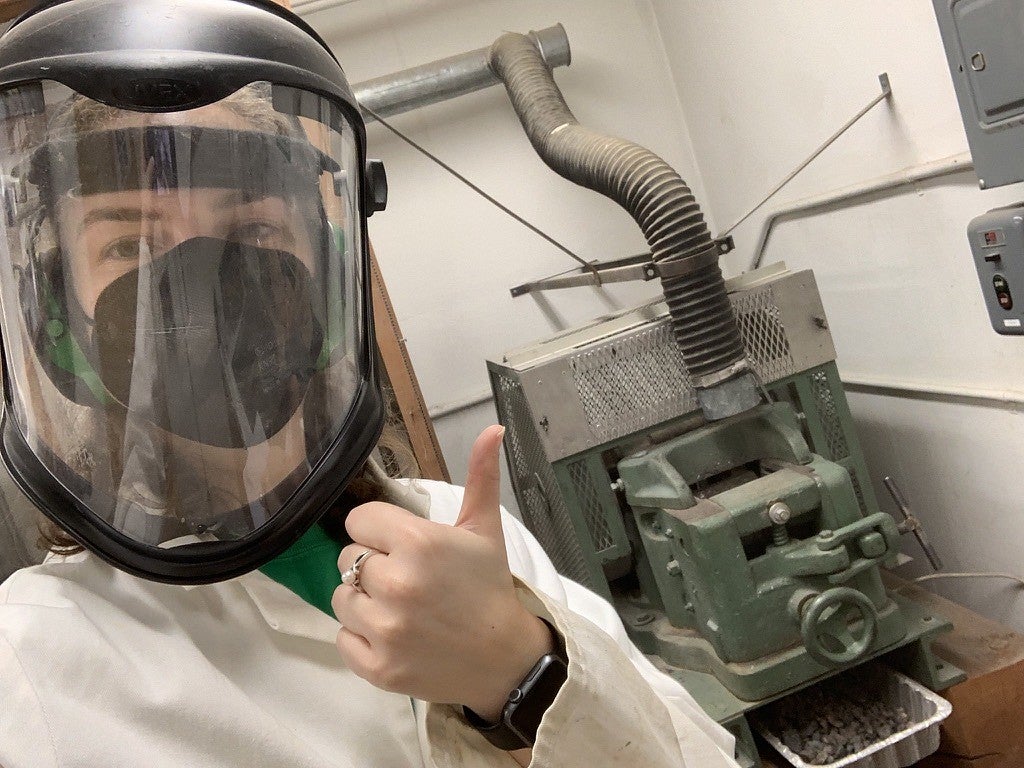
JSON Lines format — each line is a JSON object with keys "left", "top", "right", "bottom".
{"left": 968, "top": 203, "right": 1024, "bottom": 334}
{"left": 934, "top": 0, "right": 1024, "bottom": 189}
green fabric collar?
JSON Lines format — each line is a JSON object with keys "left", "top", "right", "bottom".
{"left": 258, "top": 523, "right": 344, "bottom": 618}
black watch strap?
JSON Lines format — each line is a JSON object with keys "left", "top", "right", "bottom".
{"left": 464, "top": 618, "right": 568, "bottom": 751}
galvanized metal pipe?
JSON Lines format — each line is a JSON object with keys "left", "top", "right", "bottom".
{"left": 842, "top": 375, "right": 1024, "bottom": 410}
{"left": 352, "top": 24, "right": 571, "bottom": 122}
{"left": 749, "top": 153, "right": 975, "bottom": 271}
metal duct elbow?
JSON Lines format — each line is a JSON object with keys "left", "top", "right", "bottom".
{"left": 489, "top": 31, "right": 760, "bottom": 420}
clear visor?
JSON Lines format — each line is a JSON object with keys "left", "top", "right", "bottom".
{"left": 0, "top": 81, "right": 366, "bottom": 548}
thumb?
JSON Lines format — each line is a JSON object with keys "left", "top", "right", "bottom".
{"left": 455, "top": 424, "right": 506, "bottom": 545}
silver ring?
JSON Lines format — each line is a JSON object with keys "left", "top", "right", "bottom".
{"left": 340, "top": 549, "right": 379, "bottom": 595}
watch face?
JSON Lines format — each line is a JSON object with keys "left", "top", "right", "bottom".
{"left": 508, "top": 655, "right": 568, "bottom": 744}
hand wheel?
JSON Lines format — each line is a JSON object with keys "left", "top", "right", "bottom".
{"left": 800, "top": 587, "right": 879, "bottom": 666}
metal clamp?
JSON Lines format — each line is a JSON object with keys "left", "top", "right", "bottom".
{"left": 509, "top": 237, "right": 734, "bottom": 298}
{"left": 815, "top": 512, "right": 901, "bottom": 584}
{"left": 690, "top": 359, "right": 752, "bottom": 390}
{"left": 882, "top": 476, "right": 943, "bottom": 571}
{"left": 652, "top": 237, "right": 734, "bottom": 281}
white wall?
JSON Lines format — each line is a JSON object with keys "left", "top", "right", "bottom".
{"left": 301, "top": 0, "right": 705, "bottom": 508}
{"left": 651, "top": 1, "right": 1024, "bottom": 630}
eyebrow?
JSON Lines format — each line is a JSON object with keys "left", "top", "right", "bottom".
{"left": 77, "top": 207, "right": 159, "bottom": 237}
{"left": 213, "top": 189, "right": 276, "bottom": 211}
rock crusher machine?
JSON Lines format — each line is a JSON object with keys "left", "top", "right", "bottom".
{"left": 488, "top": 265, "right": 963, "bottom": 765}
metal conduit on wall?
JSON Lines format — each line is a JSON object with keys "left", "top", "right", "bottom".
{"left": 749, "top": 153, "right": 975, "bottom": 271}
{"left": 352, "top": 25, "right": 571, "bottom": 121}
{"left": 843, "top": 377, "right": 1024, "bottom": 410}
{"left": 744, "top": 151, "right": 1024, "bottom": 412}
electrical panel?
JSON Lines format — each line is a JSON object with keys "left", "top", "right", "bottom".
{"left": 968, "top": 203, "right": 1024, "bottom": 335}
{"left": 933, "top": 0, "right": 1024, "bottom": 190}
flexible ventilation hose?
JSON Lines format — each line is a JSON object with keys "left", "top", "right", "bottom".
{"left": 489, "top": 32, "right": 760, "bottom": 419}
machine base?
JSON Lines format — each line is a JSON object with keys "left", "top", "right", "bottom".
{"left": 619, "top": 591, "right": 965, "bottom": 768}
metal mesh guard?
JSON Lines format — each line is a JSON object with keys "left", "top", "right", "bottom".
{"left": 570, "top": 285, "right": 795, "bottom": 442}
{"left": 810, "top": 370, "right": 850, "bottom": 462}
{"left": 492, "top": 371, "right": 595, "bottom": 588}
{"left": 567, "top": 459, "right": 615, "bottom": 554}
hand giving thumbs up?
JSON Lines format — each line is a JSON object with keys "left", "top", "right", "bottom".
{"left": 332, "top": 425, "right": 555, "bottom": 720}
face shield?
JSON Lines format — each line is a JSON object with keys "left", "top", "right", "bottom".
{"left": 0, "top": 74, "right": 385, "bottom": 582}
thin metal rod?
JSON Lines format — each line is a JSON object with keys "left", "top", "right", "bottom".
{"left": 749, "top": 152, "right": 975, "bottom": 270}
{"left": 883, "top": 475, "right": 943, "bottom": 572}
{"left": 429, "top": 390, "right": 494, "bottom": 420}
{"left": 722, "top": 73, "right": 892, "bottom": 238}
{"left": 510, "top": 255, "right": 655, "bottom": 297}
{"left": 916, "top": 572, "right": 1024, "bottom": 587}
{"left": 362, "top": 104, "right": 593, "bottom": 271}
{"left": 292, "top": 0, "right": 363, "bottom": 13}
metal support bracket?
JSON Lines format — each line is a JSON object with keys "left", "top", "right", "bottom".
{"left": 883, "top": 475, "right": 944, "bottom": 571}
{"left": 722, "top": 72, "right": 893, "bottom": 239}
{"left": 509, "top": 236, "right": 734, "bottom": 298}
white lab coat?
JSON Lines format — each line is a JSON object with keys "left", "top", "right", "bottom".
{"left": 0, "top": 479, "right": 739, "bottom": 767}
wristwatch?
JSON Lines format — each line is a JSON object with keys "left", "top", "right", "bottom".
{"left": 463, "top": 618, "right": 568, "bottom": 750}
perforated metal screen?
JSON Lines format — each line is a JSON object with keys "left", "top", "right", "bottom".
{"left": 568, "top": 285, "right": 798, "bottom": 445}
{"left": 569, "top": 322, "right": 695, "bottom": 443}
{"left": 567, "top": 459, "right": 616, "bottom": 555}
{"left": 491, "top": 371, "right": 595, "bottom": 588}
{"left": 810, "top": 369, "right": 850, "bottom": 462}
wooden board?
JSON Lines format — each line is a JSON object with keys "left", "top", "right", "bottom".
{"left": 889, "top": 578, "right": 1024, "bottom": 768}
{"left": 370, "top": 246, "right": 450, "bottom": 482}
{"left": 0, "top": 2, "right": 33, "bottom": 23}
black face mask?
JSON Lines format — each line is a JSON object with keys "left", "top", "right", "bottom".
{"left": 91, "top": 236, "right": 324, "bottom": 449}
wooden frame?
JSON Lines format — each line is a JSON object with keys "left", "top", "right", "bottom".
{"left": 370, "top": 247, "right": 450, "bottom": 481}
{"left": 0, "top": 2, "right": 33, "bottom": 21}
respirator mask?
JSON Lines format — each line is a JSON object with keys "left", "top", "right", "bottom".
{"left": 0, "top": 0, "right": 388, "bottom": 583}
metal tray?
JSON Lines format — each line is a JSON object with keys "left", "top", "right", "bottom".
{"left": 755, "top": 666, "right": 952, "bottom": 768}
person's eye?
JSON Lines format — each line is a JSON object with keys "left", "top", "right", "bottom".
{"left": 99, "top": 236, "right": 149, "bottom": 264}
{"left": 230, "top": 221, "right": 289, "bottom": 248}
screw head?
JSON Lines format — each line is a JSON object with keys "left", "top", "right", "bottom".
{"left": 768, "top": 501, "right": 792, "bottom": 525}
{"left": 634, "top": 613, "right": 655, "bottom": 626}
{"left": 819, "top": 529, "right": 834, "bottom": 539}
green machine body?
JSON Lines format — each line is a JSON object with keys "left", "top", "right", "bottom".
{"left": 489, "top": 265, "right": 962, "bottom": 766}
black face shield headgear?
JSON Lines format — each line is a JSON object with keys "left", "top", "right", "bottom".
{"left": 0, "top": 0, "right": 388, "bottom": 584}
